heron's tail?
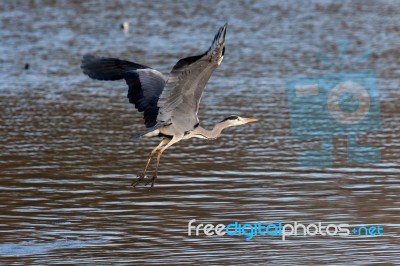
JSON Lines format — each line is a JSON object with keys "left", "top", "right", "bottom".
{"left": 81, "top": 55, "right": 149, "bottom": 81}
{"left": 129, "top": 125, "right": 161, "bottom": 139}
{"left": 129, "top": 132, "right": 147, "bottom": 139}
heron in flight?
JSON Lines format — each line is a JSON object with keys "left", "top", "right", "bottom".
{"left": 81, "top": 23, "right": 257, "bottom": 187}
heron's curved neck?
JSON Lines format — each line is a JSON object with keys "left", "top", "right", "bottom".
{"left": 193, "top": 122, "right": 230, "bottom": 140}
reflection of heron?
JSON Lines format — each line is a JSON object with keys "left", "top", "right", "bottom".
{"left": 81, "top": 24, "right": 257, "bottom": 187}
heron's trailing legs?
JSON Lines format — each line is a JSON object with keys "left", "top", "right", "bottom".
{"left": 132, "top": 138, "right": 170, "bottom": 187}
{"left": 145, "top": 136, "right": 180, "bottom": 188}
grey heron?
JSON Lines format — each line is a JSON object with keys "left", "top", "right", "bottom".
{"left": 81, "top": 23, "right": 257, "bottom": 187}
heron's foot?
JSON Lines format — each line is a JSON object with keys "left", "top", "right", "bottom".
{"left": 145, "top": 175, "right": 157, "bottom": 188}
{"left": 131, "top": 173, "right": 146, "bottom": 187}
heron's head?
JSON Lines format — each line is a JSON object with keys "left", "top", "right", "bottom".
{"left": 219, "top": 115, "right": 258, "bottom": 127}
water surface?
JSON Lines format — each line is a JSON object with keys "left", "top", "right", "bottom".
{"left": 1, "top": 0, "right": 399, "bottom": 264}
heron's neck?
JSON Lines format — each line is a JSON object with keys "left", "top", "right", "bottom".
{"left": 193, "top": 122, "right": 230, "bottom": 140}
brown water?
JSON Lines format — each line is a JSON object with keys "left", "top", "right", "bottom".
{"left": 1, "top": 0, "right": 400, "bottom": 264}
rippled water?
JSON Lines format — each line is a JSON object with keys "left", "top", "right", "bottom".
{"left": 1, "top": 0, "right": 400, "bottom": 264}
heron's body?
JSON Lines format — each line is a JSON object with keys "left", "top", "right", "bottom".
{"left": 81, "top": 24, "right": 257, "bottom": 187}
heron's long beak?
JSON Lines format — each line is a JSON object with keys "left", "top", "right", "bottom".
{"left": 243, "top": 117, "right": 258, "bottom": 123}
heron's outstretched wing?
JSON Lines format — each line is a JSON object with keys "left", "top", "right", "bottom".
{"left": 81, "top": 55, "right": 165, "bottom": 128}
{"left": 156, "top": 23, "right": 227, "bottom": 125}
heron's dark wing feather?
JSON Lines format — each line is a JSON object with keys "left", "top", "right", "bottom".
{"left": 157, "top": 24, "right": 227, "bottom": 125}
{"left": 81, "top": 55, "right": 149, "bottom": 80}
{"left": 125, "top": 69, "right": 165, "bottom": 127}
{"left": 81, "top": 55, "right": 165, "bottom": 128}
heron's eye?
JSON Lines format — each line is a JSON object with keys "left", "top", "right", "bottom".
{"left": 222, "top": 46, "right": 225, "bottom": 56}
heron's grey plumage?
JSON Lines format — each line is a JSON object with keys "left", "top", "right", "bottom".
{"left": 80, "top": 23, "right": 257, "bottom": 188}
{"left": 157, "top": 23, "right": 228, "bottom": 132}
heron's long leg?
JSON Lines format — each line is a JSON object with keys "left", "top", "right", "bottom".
{"left": 132, "top": 138, "right": 170, "bottom": 187}
{"left": 142, "top": 138, "right": 170, "bottom": 175}
{"left": 147, "top": 137, "right": 180, "bottom": 187}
